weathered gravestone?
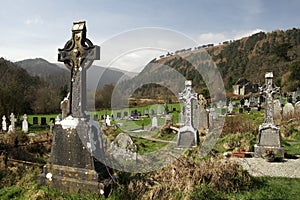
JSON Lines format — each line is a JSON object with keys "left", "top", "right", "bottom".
{"left": 39, "top": 21, "right": 108, "bottom": 194}
{"left": 41, "top": 117, "right": 47, "bottom": 126}
{"left": 109, "top": 133, "right": 137, "bottom": 161}
{"left": 273, "top": 99, "right": 282, "bottom": 121}
{"left": 282, "top": 102, "right": 294, "bottom": 119}
{"left": 124, "top": 111, "right": 128, "bottom": 118}
{"left": 9, "top": 113, "right": 16, "bottom": 132}
{"left": 197, "top": 94, "right": 208, "bottom": 130}
{"left": 2, "top": 115, "right": 7, "bottom": 131}
{"left": 228, "top": 102, "right": 233, "bottom": 114}
{"left": 151, "top": 116, "right": 158, "bottom": 130}
{"left": 22, "top": 114, "right": 29, "bottom": 133}
{"left": 254, "top": 72, "right": 284, "bottom": 158}
{"left": 60, "top": 93, "right": 70, "bottom": 120}
{"left": 295, "top": 101, "right": 300, "bottom": 117}
{"left": 157, "top": 105, "right": 162, "bottom": 115}
{"left": 116, "top": 112, "right": 121, "bottom": 119}
{"left": 177, "top": 80, "right": 198, "bottom": 148}
{"left": 33, "top": 117, "right": 38, "bottom": 126}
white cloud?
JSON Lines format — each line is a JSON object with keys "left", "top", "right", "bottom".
{"left": 196, "top": 29, "right": 265, "bottom": 45}
{"left": 25, "top": 16, "right": 44, "bottom": 25}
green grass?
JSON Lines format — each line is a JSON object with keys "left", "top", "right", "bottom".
{"left": 226, "top": 177, "right": 300, "bottom": 199}
{"left": 132, "top": 137, "right": 168, "bottom": 154}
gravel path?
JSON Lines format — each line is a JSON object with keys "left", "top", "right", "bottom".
{"left": 232, "top": 157, "right": 300, "bottom": 178}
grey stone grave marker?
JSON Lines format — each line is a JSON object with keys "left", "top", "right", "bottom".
{"left": 116, "top": 112, "right": 121, "bottom": 119}
{"left": 60, "top": 93, "right": 70, "bottom": 119}
{"left": 273, "top": 99, "right": 282, "bottom": 121}
{"left": 93, "top": 114, "right": 98, "bottom": 121}
{"left": 33, "top": 117, "right": 38, "bottom": 125}
{"left": 22, "top": 114, "right": 29, "bottom": 133}
{"left": 151, "top": 116, "right": 158, "bottom": 128}
{"left": 295, "top": 101, "right": 300, "bottom": 116}
{"left": 157, "top": 105, "right": 162, "bottom": 115}
{"left": 39, "top": 21, "right": 108, "bottom": 194}
{"left": 2, "top": 115, "right": 7, "bottom": 131}
{"left": 109, "top": 133, "right": 137, "bottom": 161}
{"left": 124, "top": 111, "right": 128, "bottom": 118}
{"left": 9, "top": 113, "right": 16, "bottom": 132}
{"left": 198, "top": 94, "right": 208, "bottom": 130}
{"left": 228, "top": 102, "right": 233, "bottom": 114}
{"left": 254, "top": 72, "right": 284, "bottom": 158}
{"left": 41, "top": 117, "right": 47, "bottom": 126}
{"left": 283, "top": 102, "right": 294, "bottom": 119}
{"left": 177, "top": 80, "right": 198, "bottom": 148}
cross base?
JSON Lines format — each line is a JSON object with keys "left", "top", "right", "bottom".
{"left": 176, "top": 126, "right": 199, "bottom": 148}
{"left": 38, "top": 164, "right": 111, "bottom": 195}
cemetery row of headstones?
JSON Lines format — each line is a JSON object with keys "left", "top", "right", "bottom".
{"left": 1, "top": 113, "right": 54, "bottom": 133}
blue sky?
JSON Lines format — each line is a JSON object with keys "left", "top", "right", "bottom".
{"left": 0, "top": 0, "right": 299, "bottom": 71}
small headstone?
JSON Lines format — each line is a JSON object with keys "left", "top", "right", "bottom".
{"left": 283, "top": 102, "right": 294, "bottom": 119}
{"left": 217, "top": 100, "right": 223, "bottom": 109}
{"left": 157, "top": 105, "right": 162, "bottom": 115}
{"left": 117, "top": 112, "right": 121, "bottom": 119}
{"left": 295, "top": 101, "right": 300, "bottom": 117}
{"left": 101, "top": 115, "right": 105, "bottom": 120}
{"left": 93, "top": 114, "right": 98, "bottom": 121}
{"left": 22, "top": 114, "right": 29, "bottom": 133}
{"left": 33, "top": 117, "right": 38, "bottom": 125}
{"left": 221, "top": 108, "right": 226, "bottom": 115}
{"left": 151, "top": 116, "right": 158, "bottom": 128}
{"left": 111, "top": 114, "right": 114, "bottom": 121}
{"left": 106, "top": 115, "right": 111, "bottom": 126}
{"left": 239, "top": 108, "right": 244, "bottom": 114}
{"left": 41, "top": 117, "right": 47, "bottom": 126}
{"left": 244, "top": 99, "right": 250, "bottom": 107}
{"left": 109, "top": 133, "right": 137, "bottom": 161}
{"left": 228, "top": 102, "right": 233, "bottom": 114}
{"left": 144, "top": 109, "right": 149, "bottom": 116}
{"left": 240, "top": 98, "right": 245, "bottom": 107}
{"left": 165, "top": 114, "right": 173, "bottom": 125}
{"left": 164, "top": 102, "right": 169, "bottom": 115}
{"left": 273, "top": 99, "right": 282, "bottom": 120}
{"left": 210, "top": 107, "right": 217, "bottom": 119}
{"left": 9, "top": 113, "right": 16, "bottom": 132}
{"left": 124, "top": 111, "right": 128, "bottom": 118}
{"left": 49, "top": 120, "right": 54, "bottom": 134}
{"left": 2, "top": 115, "right": 7, "bottom": 131}
{"left": 249, "top": 93, "right": 255, "bottom": 106}
{"left": 151, "top": 109, "right": 155, "bottom": 116}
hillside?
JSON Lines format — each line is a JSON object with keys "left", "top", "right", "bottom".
{"left": 122, "top": 28, "right": 300, "bottom": 99}
{"left": 16, "top": 58, "right": 134, "bottom": 89}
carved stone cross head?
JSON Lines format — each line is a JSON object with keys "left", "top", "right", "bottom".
{"left": 58, "top": 21, "right": 100, "bottom": 71}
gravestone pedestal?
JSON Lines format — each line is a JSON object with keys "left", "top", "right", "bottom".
{"left": 40, "top": 117, "right": 109, "bottom": 194}
{"left": 254, "top": 124, "right": 284, "bottom": 158}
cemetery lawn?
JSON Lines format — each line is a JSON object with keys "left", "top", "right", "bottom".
{"left": 226, "top": 177, "right": 300, "bottom": 199}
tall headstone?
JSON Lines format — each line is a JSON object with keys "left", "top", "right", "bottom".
{"left": 2, "top": 115, "right": 7, "bottom": 132}
{"left": 198, "top": 94, "right": 208, "bottom": 130}
{"left": 228, "top": 102, "right": 233, "bottom": 114}
{"left": 295, "top": 101, "right": 300, "bottom": 117}
{"left": 9, "top": 113, "right": 16, "bottom": 132}
{"left": 39, "top": 21, "right": 108, "bottom": 194}
{"left": 273, "top": 99, "right": 282, "bottom": 121}
{"left": 106, "top": 115, "right": 111, "bottom": 126}
{"left": 177, "top": 80, "right": 198, "bottom": 147}
{"left": 254, "top": 72, "right": 284, "bottom": 158}
{"left": 22, "top": 114, "right": 29, "bottom": 133}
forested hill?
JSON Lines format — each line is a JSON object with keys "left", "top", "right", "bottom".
{"left": 129, "top": 28, "right": 300, "bottom": 99}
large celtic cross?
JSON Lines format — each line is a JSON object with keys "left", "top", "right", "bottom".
{"left": 259, "top": 72, "right": 280, "bottom": 125}
{"left": 58, "top": 21, "right": 100, "bottom": 118}
{"left": 179, "top": 81, "right": 198, "bottom": 127}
